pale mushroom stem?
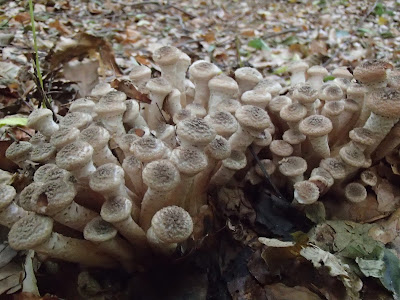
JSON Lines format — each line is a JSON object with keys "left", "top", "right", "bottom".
{"left": 0, "top": 202, "right": 30, "bottom": 227}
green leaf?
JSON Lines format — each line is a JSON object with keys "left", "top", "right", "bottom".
{"left": 357, "top": 28, "right": 373, "bottom": 35}
{"left": 380, "top": 248, "right": 400, "bottom": 298}
{"left": 323, "top": 75, "right": 335, "bottom": 82}
{"left": 0, "top": 117, "right": 28, "bottom": 128}
{"left": 374, "top": 3, "right": 385, "bottom": 16}
{"left": 281, "top": 36, "right": 298, "bottom": 46}
{"left": 248, "top": 38, "right": 270, "bottom": 51}
{"left": 356, "top": 257, "right": 385, "bottom": 278}
{"left": 381, "top": 31, "right": 394, "bottom": 39}
{"left": 273, "top": 65, "right": 288, "bottom": 75}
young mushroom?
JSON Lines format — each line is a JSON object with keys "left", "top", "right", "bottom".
{"left": 27, "top": 109, "right": 59, "bottom": 137}
{"left": 0, "top": 185, "right": 29, "bottom": 227}
{"left": 234, "top": 67, "right": 263, "bottom": 95}
{"left": 208, "top": 74, "right": 239, "bottom": 113}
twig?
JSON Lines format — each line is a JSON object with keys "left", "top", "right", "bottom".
{"left": 263, "top": 27, "right": 301, "bottom": 40}
{"left": 323, "top": 0, "right": 379, "bottom": 67}
{"left": 122, "top": 1, "right": 196, "bottom": 18}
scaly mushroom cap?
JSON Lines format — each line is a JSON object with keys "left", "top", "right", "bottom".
{"left": 253, "top": 129, "right": 273, "bottom": 147}
{"left": 129, "top": 65, "right": 151, "bottom": 81}
{"left": 146, "top": 77, "right": 173, "bottom": 95}
{"left": 69, "top": 98, "right": 95, "bottom": 114}
{"left": 360, "top": 170, "right": 378, "bottom": 187}
{"left": 151, "top": 206, "right": 193, "bottom": 243}
{"left": 170, "top": 147, "right": 208, "bottom": 176}
{"left": 320, "top": 158, "right": 346, "bottom": 180}
{"left": 27, "top": 109, "right": 53, "bottom": 128}
{"left": 346, "top": 83, "right": 366, "bottom": 102}
{"left": 366, "top": 88, "right": 400, "bottom": 118}
{"left": 319, "top": 83, "right": 343, "bottom": 102}
{"left": 278, "top": 156, "right": 307, "bottom": 177}
{"left": 5, "top": 141, "right": 32, "bottom": 162}
{"left": 152, "top": 46, "right": 181, "bottom": 66}
{"left": 56, "top": 140, "right": 94, "bottom": 171}
{"left": 186, "top": 103, "right": 207, "bottom": 118}
{"left": 339, "top": 144, "right": 366, "bottom": 168}
{"left": 176, "top": 118, "right": 216, "bottom": 147}
{"left": 349, "top": 128, "right": 377, "bottom": 146}
{"left": 8, "top": 214, "right": 53, "bottom": 250}
{"left": 353, "top": 59, "right": 393, "bottom": 84}
{"left": 294, "top": 181, "right": 319, "bottom": 204}
{"left": 292, "top": 84, "right": 318, "bottom": 104}
{"left": 94, "top": 98, "right": 126, "bottom": 117}
{"left": 235, "top": 105, "right": 270, "bottom": 131}
{"left": 50, "top": 126, "right": 80, "bottom": 150}
{"left": 282, "top": 129, "right": 306, "bottom": 145}
{"left": 269, "top": 96, "right": 292, "bottom": 114}
{"left": 215, "top": 99, "right": 241, "bottom": 114}
{"left": 234, "top": 67, "right": 263, "bottom": 88}
{"left": 33, "top": 178, "right": 77, "bottom": 215}
{"left": 205, "top": 135, "right": 231, "bottom": 160}
{"left": 142, "top": 160, "right": 180, "bottom": 192}
{"left": 34, "top": 164, "right": 72, "bottom": 183}
{"left": 19, "top": 182, "right": 41, "bottom": 211}
{"left": 30, "top": 143, "right": 56, "bottom": 163}
{"left": 270, "top": 140, "right": 294, "bottom": 157}
{"left": 90, "top": 82, "right": 115, "bottom": 99}
{"left": 345, "top": 183, "right": 367, "bottom": 203}
{"left": 80, "top": 126, "right": 110, "bottom": 151}
{"left": 241, "top": 90, "right": 271, "bottom": 107}
{"left": 309, "top": 167, "right": 334, "bottom": 189}
{"left": 30, "top": 132, "right": 46, "bottom": 145}
{"left": 388, "top": 69, "right": 400, "bottom": 89}
{"left": 208, "top": 74, "right": 239, "bottom": 95}
{"left": 59, "top": 112, "right": 92, "bottom": 130}
{"left": 222, "top": 150, "right": 247, "bottom": 170}
{"left": 189, "top": 61, "right": 221, "bottom": 80}
{"left": 89, "top": 164, "right": 125, "bottom": 194}
{"left": 280, "top": 103, "right": 307, "bottom": 123}
{"left": 101, "top": 196, "right": 132, "bottom": 223}
{"left": 288, "top": 61, "right": 309, "bottom": 74}
{"left": 255, "top": 159, "right": 276, "bottom": 176}
{"left": 84, "top": 217, "right": 117, "bottom": 243}
{"left": 254, "top": 78, "right": 282, "bottom": 95}
{"left": 204, "top": 111, "right": 238, "bottom": 137}
{"left": 332, "top": 67, "right": 353, "bottom": 80}
{"left": 299, "top": 115, "right": 332, "bottom": 137}
{"left": 118, "top": 133, "right": 140, "bottom": 154}
{"left": 100, "top": 91, "right": 127, "bottom": 103}
{"left": 307, "top": 65, "right": 328, "bottom": 78}
{"left": 130, "top": 136, "right": 166, "bottom": 163}
{"left": 0, "top": 185, "right": 16, "bottom": 210}
{"left": 323, "top": 101, "right": 344, "bottom": 116}
{"left": 173, "top": 109, "right": 192, "bottom": 124}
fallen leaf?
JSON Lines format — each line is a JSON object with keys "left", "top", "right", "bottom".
{"left": 111, "top": 79, "right": 151, "bottom": 104}
{"left": 0, "top": 116, "right": 28, "bottom": 128}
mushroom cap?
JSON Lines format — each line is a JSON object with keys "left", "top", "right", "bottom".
{"left": 319, "top": 83, "right": 344, "bottom": 101}
{"left": 253, "top": 129, "right": 272, "bottom": 147}
{"left": 309, "top": 167, "right": 334, "bottom": 189}
{"left": 255, "top": 159, "right": 276, "bottom": 177}
{"left": 307, "top": 65, "right": 328, "bottom": 77}
{"left": 205, "top": 135, "right": 231, "bottom": 161}
{"left": 365, "top": 88, "right": 400, "bottom": 118}
{"left": 176, "top": 118, "right": 216, "bottom": 147}
{"left": 84, "top": 217, "right": 117, "bottom": 242}
{"left": 56, "top": 140, "right": 94, "bottom": 171}
{"left": 5, "top": 141, "right": 32, "bottom": 162}
{"left": 339, "top": 144, "right": 366, "bottom": 168}
{"left": 152, "top": 46, "right": 181, "bottom": 66}
{"left": 118, "top": 133, "right": 140, "bottom": 154}
{"left": 254, "top": 78, "right": 282, "bottom": 93}
{"left": 69, "top": 98, "right": 95, "bottom": 113}
{"left": 8, "top": 214, "right": 53, "bottom": 250}
{"left": 388, "top": 69, "right": 400, "bottom": 89}
{"left": 129, "top": 65, "right": 151, "bottom": 81}
{"left": 30, "top": 143, "right": 56, "bottom": 163}
{"left": 208, "top": 74, "right": 239, "bottom": 95}
{"left": 33, "top": 178, "right": 77, "bottom": 215}
{"left": 215, "top": 99, "right": 241, "bottom": 114}
{"left": 349, "top": 127, "right": 377, "bottom": 146}
{"left": 151, "top": 206, "right": 193, "bottom": 243}
{"left": 188, "top": 60, "right": 221, "bottom": 80}
{"left": 345, "top": 183, "right": 367, "bottom": 203}
{"left": 130, "top": 136, "right": 166, "bottom": 163}
{"left": 124, "top": 100, "right": 140, "bottom": 121}
{"left": 280, "top": 103, "right": 307, "bottom": 123}
{"left": 94, "top": 98, "right": 126, "bottom": 116}
{"left": 59, "top": 112, "right": 93, "bottom": 130}
{"left": 323, "top": 101, "right": 345, "bottom": 116}
{"left": 34, "top": 164, "right": 73, "bottom": 183}
{"left": 170, "top": 147, "right": 208, "bottom": 176}
{"left": 278, "top": 156, "right": 307, "bottom": 177}
{"left": 0, "top": 185, "right": 16, "bottom": 210}
{"left": 234, "top": 67, "right": 263, "bottom": 85}
{"left": 142, "top": 160, "right": 180, "bottom": 192}
{"left": 235, "top": 105, "right": 270, "bottom": 131}
{"left": 333, "top": 77, "right": 351, "bottom": 92}
{"left": 50, "top": 126, "right": 80, "bottom": 149}
{"left": 292, "top": 84, "right": 318, "bottom": 104}
{"left": 288, "top": 61, "right": 309, "bottom": 74}
{"left": 89, "top": 163, "right": 125, "bottom": 193}
{"left": 343, "top": 99, "right": 360, "bottom": 113}
{"left": 80, "top": 126, "right": 110, "bottom": 151}
{"left": 30, "top": 132, "right": 46, "bottom": 145}
{"left": 241, "top": 90, "right": 271, "bottom": 107}
{"left": 90, "top": 82, "right": 115, "bottom": 98}
{"left": 222, "top": 150, "right": 247, "bottom": 170}
{"left": 320, "top": 158, "right": 346, "bottom": 180}
{"left": 282, "top": 129, "right": 306, "bottom": 145}
{"left": 294, "top": 181, "right": 319, "bottom": 204}
{"left": 353, "top": 59, "right": 393, "bottom": 84}
{"left": 346, "top": 83, "right": 366, "bottom": 102}
{"left": 101, "top": 196, "right": 132, "bottom": 223}
{"left": 173, "top": 109, "right": 192, "bottom": 124}
{"left": 100, "top": 91, "right": 127, "bottom": 103}
{"left": 27, "top": 109, "right": 53, "bottom": 128}
{"left": 360, "top": 170, "right": 378, "bottom": 187}
{"left": 204, "top": 111, "right": 238, "bottom": 137}
{"left": 186, "top": 103, "right": 207, "bottom": 118}
{"left": 122, "top": 155, "right": 141, "bottom": 172}
{"left": 19, "top": 182, "right": 42, "bottom": 211}
{"left": 299, "top": 115, "right": 332, "bottom": 137}
{"left": 269, "top": 96, "right": 292, "bottom": 113}
{"left": 269, "top": 140, "right": 294, "bottom": 157}
{"left": 146, "top": 77, "right": 173, "bottom": 95}
{"left": 331, "top": 67, "right": 353, "bottom": 80}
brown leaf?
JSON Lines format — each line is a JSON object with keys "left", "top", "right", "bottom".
{"left": 87, "top": 2, "right": 103, "bottom": 14}
{"left": 110, "top": 79, "right": 151, "bottom": 104}
{"left": 201, "top": 32, "right": 215, "bottom": 43}
{"left": 240, "top": 29, "right": 255, "bottom": 37}
{"left": 264, "top": 283, "right": 322, "bottom": 300}
{"left": 49, "top": 20, "right": 73, "bottom": 36}
{"left": 14, "top": 13, "right": 30, "bottom": 24}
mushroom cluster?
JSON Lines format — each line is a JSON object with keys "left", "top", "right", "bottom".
{"left": 2, "top": 46, "right": 400, "bottom": 270}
